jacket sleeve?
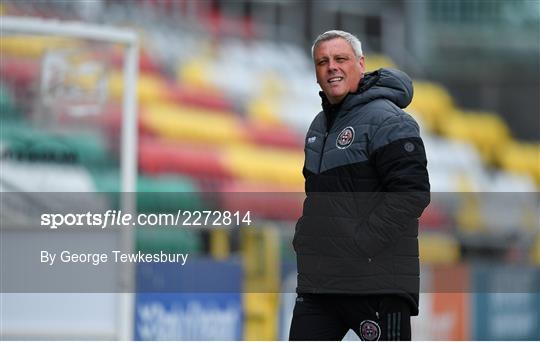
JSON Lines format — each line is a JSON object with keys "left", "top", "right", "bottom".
{"left": 355, "top": 114, "right": 430, "bottom": 256}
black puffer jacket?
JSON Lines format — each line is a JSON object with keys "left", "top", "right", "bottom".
{"left": 293, "top": 68, "right": 430, "bottom": 315}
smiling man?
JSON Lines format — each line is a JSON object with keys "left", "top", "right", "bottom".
{"left": 313, "top": 34, "right": 365, "bottom": 105}
{"left": 290, "top": 30, "right": 430, "bottom": 340}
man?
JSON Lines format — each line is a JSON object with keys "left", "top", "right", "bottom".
{"left": 290, "top": 30, "right": 430, "bottom": 341}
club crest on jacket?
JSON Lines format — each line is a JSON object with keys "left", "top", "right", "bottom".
{"left": 359, "top": 320, "right": 380, "bottom": 341}
{"left": 336, "top": 126, "right": 355, "bottom": 149}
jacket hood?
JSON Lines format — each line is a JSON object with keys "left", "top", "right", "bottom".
{"left": 321, "top": 68, "right": 414, "bottom": 112}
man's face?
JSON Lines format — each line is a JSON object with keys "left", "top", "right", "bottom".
{"left": 314, "top": 38, "right": 365, "bottom": 104}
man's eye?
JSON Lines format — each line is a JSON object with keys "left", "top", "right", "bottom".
{"left": 318, "top": 60, "right": 327, "bottom": 66}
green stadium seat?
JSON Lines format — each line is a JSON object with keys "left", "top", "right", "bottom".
{"left": 0, "top": 84, "right": 20, "bottom": 118}
{"left": 136, "top": 228, "right": 202, "bottom": 255}
{"left": 91, "top": 170, "right": 207, "bottom": 213}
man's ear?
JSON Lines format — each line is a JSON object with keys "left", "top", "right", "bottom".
{"left": 359, "top": 55, "right": 366, "bottom": 74}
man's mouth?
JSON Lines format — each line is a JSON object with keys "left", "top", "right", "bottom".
{"left": 328, "top": 76, "right": 344, "bottom": 84}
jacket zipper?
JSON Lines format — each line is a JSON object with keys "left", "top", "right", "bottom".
{"left": 318, "top": 131, "right": 328, "bottom": 173}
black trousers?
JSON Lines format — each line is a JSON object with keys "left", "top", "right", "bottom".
{"left": 289, "top": 294, "right": 411, "bottom": 341}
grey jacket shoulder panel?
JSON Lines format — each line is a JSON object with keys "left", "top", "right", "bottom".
{"left": 304, "top": 99, "right": 420, "bottom": 174}
{"left": 369, "top": 109, "right": 420, "bottom": 154}
{"left": 360, "top": 98, "right": 421, "bottom": 154}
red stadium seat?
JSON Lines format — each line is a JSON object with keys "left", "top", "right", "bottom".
{"left": 165, "top": 82, "right": 235, "bottom": 112}
{"left": 0, "top": 57, "right": 40, "bottom": 88}
{"left": 218, "top": 181, "right": 303, "bottom": 221}
{"left": 243, "top": 122, "right": 303, "bottom": 150}
{"left": 138, "top": 138, "right": 233, "bottom": 181}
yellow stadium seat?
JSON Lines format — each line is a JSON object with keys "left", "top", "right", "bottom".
{"left": 246, "top": 97, "right": 282, "bottom": 126}
{"left": 260, "top": 72, "right": 283, "bottom": 99}
{"left": 419, "top": 233, "right": 460, "bottom": 264}
{"left": 108, "top": 72, "right": 168, "bottom": 104}
{"left": 440, "top": 111, "right": 469, "bottom": 139}
{"left": 245, "top": 72, "right": 286, "bottom": 126}
{"left": 440, "top": 110, "right": 511, "bottom": 164}
{"left": 409, "top": 81, "right": 455, "bottom": 132}
{"left": 365, "top": 54, "right": 396, "bottom": 71}
{"left": 223, "top": 145, "right": 304, "bottom": 187}
{"left": 456, "top": 190, "right": 485, "bottom": 233}
{"left": 142, "top": 102, "right": 244, "bottom": 144}
{"left": 145, "top": 101, "right": 237, "bottom": 119}
{"left": 497, "top": 142, "right": 540, "bottom": 186}
{"left": 0, "top": 36, "right": 76, "bottom": 58}
{"left": 466, "top": 111, "right": 510, "bottom": 163}
{"left": 177, "top": 58, "right": 215, "bottom": 90}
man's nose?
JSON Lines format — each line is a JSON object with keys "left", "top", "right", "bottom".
{"left": 328, "top": 60, "right": 338, "bottom": 72}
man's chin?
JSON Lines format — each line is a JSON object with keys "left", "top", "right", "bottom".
{"left": 327, "top": 92, "right": 346, "bottom": 104}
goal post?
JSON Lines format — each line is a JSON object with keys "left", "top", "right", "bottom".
{"left": 0, "top": 16, "right": 139, "bottom": 340}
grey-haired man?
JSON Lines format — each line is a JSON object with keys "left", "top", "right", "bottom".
{"left": 290, "top": 30, "right": 430, "bottom": 341}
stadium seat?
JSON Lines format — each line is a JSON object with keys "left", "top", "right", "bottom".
{"left": 246, "top": 96, "right": 282, "bottom": 126}
{"left": 419, "top": 233, "right": 460, "bottom": 264}
{"left": 223, "top": 145, "right": 304, "bottom": 187}
{"left": 142, "top": 102, "right": 244, "bottom": 144}
{"left": 0, "top": 57, "right": 40, "bottom": 88}
{"left": 243, "top": 122, "right": 303, "bottom": 150}
{"left": 177, "top": 57, "right": 216, "bottom": 90}
{"left": 0, "top": 84, "right": 19, "bottom": 118}
{"left": 138, "top": 138, "right": 233, "bottom": 181}
{"left": 92, "top": 169, "right": 207, "bottom": 212}
{"left": 409, "top": 81, "right": 455, "bottom": 132}
{"left": 219, "top": 181, "right": 303, "bottom": 220}
{"left": 439, "top": 110, "right": 511, "bottom": 164}
{"left": 105, "top": 45, "right": 160, "bottom": 74}
{"left": 136, "top": 229, "right": 202, "bottom": 255}
{"left": 0, "top": 36, "right": 76, "bottom": 58}
{"left": 57, "top": 104, "right": 149, "bottom": 138}
{"left": 364, "top": 54, "right": 396, "bottom": 71}
{"left": 497, "top": 142, "right": 540, "bottom": 186}
{"left": 165, "top": 82, "right": 235, "bottom": 112}
{"left": 143, "top": 101, "right": 303, "bottom": 150}
{"left": 108, "top": 72, "right": 169, "bottom": 104}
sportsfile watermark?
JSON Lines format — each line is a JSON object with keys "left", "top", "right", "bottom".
{"left": 40, "top": 210, "right": 253, "bottom": 229}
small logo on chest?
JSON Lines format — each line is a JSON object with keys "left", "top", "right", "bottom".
{"left": 307, "top": 136, "right": 317, "bottom": 144}
{"left": 336, "top": 126, "right": 355, "bottom": 149}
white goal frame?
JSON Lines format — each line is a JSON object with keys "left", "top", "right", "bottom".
{"left": 0, "top": 16, "right": 139, "bottom": 340}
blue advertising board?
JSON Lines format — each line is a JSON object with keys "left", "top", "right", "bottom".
{"left": 472, "top": 264, "right": 540, "bottom": 340}
{"left": 135, "top": 259, "right": 243, "bottom": 340}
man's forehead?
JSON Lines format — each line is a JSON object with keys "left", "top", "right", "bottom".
{"left": 314, "top": 38, "right": 354, "bottom": 56}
